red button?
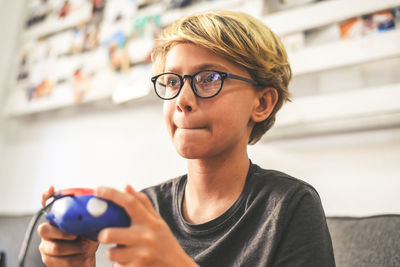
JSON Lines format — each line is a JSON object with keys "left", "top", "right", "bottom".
{"left": 58, "top": 188, "right": 94, "bottom": 196}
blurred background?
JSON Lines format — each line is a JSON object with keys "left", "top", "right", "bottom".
{"left": 0, "top": 0, "right": 399, "bottom": 217}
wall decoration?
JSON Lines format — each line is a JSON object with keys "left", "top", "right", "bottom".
{"left": 6, "top": 0, "right": 162, "bottom": 115}
{"left": 6, "top": 0, "right": 242, "bottom": 116}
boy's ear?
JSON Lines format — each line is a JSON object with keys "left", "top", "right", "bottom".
{"left": 252, "top": 87, "right": 278, "bottom": 123}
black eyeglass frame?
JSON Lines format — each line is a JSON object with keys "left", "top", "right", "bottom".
{"left": 151, "top": 70, "right": 259, "bottom": 100}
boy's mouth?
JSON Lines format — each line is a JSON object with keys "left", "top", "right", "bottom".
{"left": 173, "top": 123, "right": 210, "bottom": 134}
{"left": 173, "top": 119, "right": 208, "bottom": 130}
{"left": 178, "top": 126, "right": 207, "bottom": 130}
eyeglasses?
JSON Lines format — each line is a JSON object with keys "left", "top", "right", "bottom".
{"left": 151, "top": 70, "right": 258, "bottom": 100}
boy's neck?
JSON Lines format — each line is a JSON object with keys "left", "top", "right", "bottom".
{"left": 183, "top": 151, "right": 250, "bottom": 224}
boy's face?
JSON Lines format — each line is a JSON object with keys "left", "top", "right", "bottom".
{"left": 163, "top": 43, "right": 258, "bottom": 160}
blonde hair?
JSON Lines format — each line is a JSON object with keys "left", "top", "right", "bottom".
{"left": 152, "top": 10, "right": 292, "bottom": 144}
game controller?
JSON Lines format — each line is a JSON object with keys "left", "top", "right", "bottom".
{"left": 45, "top": 188, "right": 131, "bottom": 241}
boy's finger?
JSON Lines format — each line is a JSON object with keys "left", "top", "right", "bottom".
{"left": 40, "top": 254, "right": 87, "bottom": 267}
{"left": 98, "top": 225, "right": 150, "bottom": 246}
{"left": 124, "top": 185, "right": 157, "bottom": 216}
{"left": 98, "top": 227, "right": 136, "bottom": 245}
{"left": 39, "top": 238, "right": 84, "bottom": 257}
{"left": 38, "top": 222, "right": 78, "bottom": 241}
{"left": 107, "top": 245, "right": 150, "bottom": 264}
{"left": 41, "top": 186, "right": 55, "bottom": 207}
{"left": 95, "top": 187, "right": 151, "bottom": 224}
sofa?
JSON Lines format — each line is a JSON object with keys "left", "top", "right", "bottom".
{"left": 326, "top": 215, "right": 400, "bottom": 267}
{"left": 0, "top": 214, "right": 111, "bottom": 267}
{"left": 1, "top": 214, "right": 399, "bottom": 267}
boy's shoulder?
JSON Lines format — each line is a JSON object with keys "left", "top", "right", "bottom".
{"left": 246, "top": 163, "right": 321, "bottom": 202}
{"left": 251, "top": 163, "right": 314, "bottom": 188}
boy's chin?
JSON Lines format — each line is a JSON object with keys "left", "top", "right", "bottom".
{"left": 176, "top": 149, "right": 202, "bottom": 160}
{"left": 176, "top": 147, "right": 224, "bottom": 161}
{"left": 174, "top": 145, "right": 207, "bottom": 160}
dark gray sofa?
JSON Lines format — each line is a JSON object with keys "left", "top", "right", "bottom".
{"left": 0, "top": 215, "right": 110, "bottom": 267}
{"left": 326, "top": 215, "right": 400, "bottom": 267}
{"left": 1, "top": 214, "right": 399, "bottom": 267}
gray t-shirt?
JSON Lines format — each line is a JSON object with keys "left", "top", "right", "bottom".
{"left": 142, "top": 162, "right": 336, "bottom": 267}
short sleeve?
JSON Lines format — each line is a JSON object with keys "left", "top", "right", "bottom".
{"left": 272, "top": 188, "right": 336, "bottom": 267}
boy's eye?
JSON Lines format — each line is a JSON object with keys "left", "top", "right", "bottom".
{"left": 166, "top": 77, "right": 180, "bottom": 88}
{"left": 205, "top": 73, "right": 220, "bottom": 83}
{"left": 197, "top": 72, "right": 221, "bottom": 84}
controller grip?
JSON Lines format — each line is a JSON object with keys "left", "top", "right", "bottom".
{"left": 46, "top": 194, "right": 130, "bottom": 241}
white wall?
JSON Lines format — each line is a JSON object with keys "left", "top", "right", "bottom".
{"left": 0, "top": 102, "right": 187, "bottom": 214}
{"left": 0, "top": 0, "right": 27, "bottom": 211}
{"left": 250, "top": 128, "right": 400, "bottom": 216}
{"left": 1, "top": 0, "right": 399, "bottom": 216}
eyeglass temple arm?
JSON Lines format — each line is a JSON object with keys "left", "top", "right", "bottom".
{"left": 226, "top": 73, "right": 258, "bottom": 86}
{"left": 156, "top": 81, "right": 166, "bottom": 88}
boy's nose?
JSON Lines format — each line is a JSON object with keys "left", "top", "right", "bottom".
{"left": 176, "top": 79, "right": 196, "bottom": 113}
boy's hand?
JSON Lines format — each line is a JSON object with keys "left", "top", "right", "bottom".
{"left": 96, "top": 185, "right": 199, "bottom": 267}
{"left": 37, "top": 186, "right": 99, "bottom": 267}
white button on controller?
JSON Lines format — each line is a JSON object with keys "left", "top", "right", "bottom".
{"left": 87, "top": 197, "right": 108, "bottom": 217}
{"left": 52, "top": 196, "right": 74, "bottom": 219}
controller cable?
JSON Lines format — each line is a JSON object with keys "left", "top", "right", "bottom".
{"left": 18, "top": 194, "right": 72, "bottom": 267}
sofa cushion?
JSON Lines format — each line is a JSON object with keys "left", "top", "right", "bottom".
{"left": 327, "top": 215, "right": 400, "bottom": 267}
{"left": 0, "top": 213, "right": 112, "bottom": 267}
{"left": 0, "top": 214, "right": 43, "bottom": 267}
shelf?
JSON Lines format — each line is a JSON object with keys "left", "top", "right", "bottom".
{"left": 263, "top": 0, "right": 400, "bottom": 36}
{"left": 264, "top": 83, "right": 400, "bottom": 140}
{"left": 22, "top": 4, "right": 92, "bottom": 41}
{"left": 7, "top": 0, "right": 400, "bottom": 122}
{"left": 289, "top": 29, "right": 400, "bottom": 76}
{"left": 4, "top": 82, "right": 111, "bottom": 117}
{"left": 160, "top": 0, "right": 245, "bottom": 26}
{"left": 4, "top": 64, "right": 154, "bottom": 117}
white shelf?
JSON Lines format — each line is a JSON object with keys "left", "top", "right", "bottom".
{"left": 160, "top": 0, "right": 245, "bottom": 26}
{"left": 289, "top": 29, "right": 400, "bottom": 76}
{"left": 4, "top": 68, "right": 112, "bottom": 117}
{"left": 22, "top": 4, "right": 92, "bottom": 41}
{"left": 265, "top": 83, "right": 400, "bottom": 139}
{"left": 263, "top": 0, "right": 400, "bottom": 36}
{"left": 4, "top": 65, "right": 154, "bottom": 117}
{"left": 4, "top": 83, "right": 110, "bottom": 117}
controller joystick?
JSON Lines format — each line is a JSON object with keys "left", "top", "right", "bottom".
{"left": 45, "top": 188, "right": 130, "bottom": 241}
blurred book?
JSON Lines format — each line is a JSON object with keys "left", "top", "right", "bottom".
{"left": 339, "top": 9, "right": 395, "bottom": 40}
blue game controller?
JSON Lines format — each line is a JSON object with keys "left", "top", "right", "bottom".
{"left": 45, "top": 188, "right": 131, "bottom": 241}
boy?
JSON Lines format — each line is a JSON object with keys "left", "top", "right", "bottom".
{"left": 38, "top": 11, "right": 335, "bottom": 266}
